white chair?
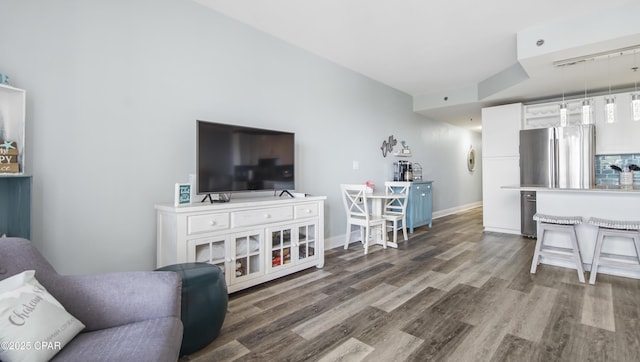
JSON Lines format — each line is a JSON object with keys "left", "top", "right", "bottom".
{"left": 340, "top": 184, "right": 387, "bottom": 254}
{"left": 383, "top": 181, "right": 410, "bottom": 244}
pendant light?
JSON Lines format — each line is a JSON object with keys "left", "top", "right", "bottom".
{"left": 632, "top": 50, "right": 640, "bottom": 121}
{"left": 605, "top": 55, "right": 616, "bottom": 123}
{"left": 632, "top": 94, "right": 640, "bottom": 121}
{"left": 582, "top": 60, "right": 592, "bottom": 125}
{"left": 559, "top": 66, "right": 568, "bottom": 127}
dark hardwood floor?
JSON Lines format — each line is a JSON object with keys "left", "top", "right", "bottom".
{"left": 181, "top": 207, "right": 640, "bottom": 361}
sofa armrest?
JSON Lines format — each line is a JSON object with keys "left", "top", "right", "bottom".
{"left": 48, "top": 271, "right": 182, "bottom": 332}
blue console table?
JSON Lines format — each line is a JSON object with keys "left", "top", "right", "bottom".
{"left": 406, "top": 181, "right": 433, "bottom": 233}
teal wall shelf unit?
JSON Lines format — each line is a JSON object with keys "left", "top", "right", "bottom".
{"left": 0, "top": 175, "right": 31, "bottom": 238}
{"left": 0, "top": 84, "right": 30, "bottom": 238}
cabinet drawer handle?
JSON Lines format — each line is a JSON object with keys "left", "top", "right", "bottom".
{"left": 208, "top": 220, "right": 216, "bottom": 226}
{"left": 264, "top": 214, "right": 271, "bottom": 219}
{"left": 305, "top": 209, "right": 312, "bottom": 213}
{"left": 421, "top": 193, "right": 426, "bottom": 196}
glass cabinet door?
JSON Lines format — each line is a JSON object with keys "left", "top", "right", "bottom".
{"left": 296, "top": 223, "right": 317, "bottom": 262}
{"left": 266, "top": 222, "right": 319, "bottom": 272}
{"left": 232, "top": 230, "right": 264, "bottom": 283}
{"left": 188, "top": 236, "right": 229, "bottom": 285}
{"left": 269, "top": 227, "right": 293, "bottom": 272}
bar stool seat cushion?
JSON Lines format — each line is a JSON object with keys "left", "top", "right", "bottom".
{"left": 533, "top": 213, "right": 583, "bottom": 225}
{"left": 588, "top": 217, "right": 640, "bottom": 230}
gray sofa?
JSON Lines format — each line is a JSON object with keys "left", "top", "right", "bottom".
{"left": 0, "top": 237, "right": 183, "bottom": 362}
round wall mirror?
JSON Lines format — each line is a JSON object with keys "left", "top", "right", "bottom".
{"left": 467, "top": 147, "right": 476, "bottom": 172}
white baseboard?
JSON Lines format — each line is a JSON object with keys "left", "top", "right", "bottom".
{"left": 432, "top": 201, "right": 482, "bottom": 219}
{"left": 325, "top": 201, "right": 484, "bottom": 250}
{"left": 483, "top": 227, "right": 521, "bottom": 235}
{"left": 325, "top": 231, "right": 362, "bottom": 250}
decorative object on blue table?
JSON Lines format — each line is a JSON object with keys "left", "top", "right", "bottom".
{"left": 174, "top": 183, "right": 191, "bottom": 206}
{"left": 0, "top": 74, "right": 9, "bottom": 85}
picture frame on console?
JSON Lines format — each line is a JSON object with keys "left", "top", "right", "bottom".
{"left": 174, "top": 183, "right": 191, "bottom": 206}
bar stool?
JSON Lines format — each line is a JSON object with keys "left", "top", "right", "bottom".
{"left": 588, "top": 217, "right": 640, "bottom": 285}
{"left": 530, "top": 213, "right": 585, "bottom": 283}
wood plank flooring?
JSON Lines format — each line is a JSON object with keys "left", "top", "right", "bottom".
{"left": 180, "top": 207, "right": 640, "bottom": 362}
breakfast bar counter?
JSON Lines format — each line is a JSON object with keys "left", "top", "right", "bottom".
{"left": 502, "top": 185, "right": 640, "bottom": 280}
{"left": 502, "top": 184, "right": 640, "bottom": 193}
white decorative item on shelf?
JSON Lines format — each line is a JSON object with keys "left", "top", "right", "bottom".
{"left": 393, "top": 151, "right": 411, "bottom": 157}
{"left": 620, "top": 171, "right": 633, "bottom": 186}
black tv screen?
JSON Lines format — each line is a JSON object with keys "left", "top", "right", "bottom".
{"left": 196, "top": 120, "right": 295, "bottom": 195}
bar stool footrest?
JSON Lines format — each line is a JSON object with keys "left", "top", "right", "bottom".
{"left": 539, "top": 246, "right": 579, "bottom": 258}
{"left": 597, "top": 253, "right": 640, "bottom": 269}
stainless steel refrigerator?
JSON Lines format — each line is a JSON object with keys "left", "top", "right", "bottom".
{"left": 519, "top": 124, "right": 596, "bottom": 236}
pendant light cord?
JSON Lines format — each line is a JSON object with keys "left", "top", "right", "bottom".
{"left": 608, "top": 55, "right": 612, "bottom": 95}
{"left": 583, "top": 60, "right": 588, "bottom": 99}
{"left": 635, "top": 50, "right": 638, "bottom": 93}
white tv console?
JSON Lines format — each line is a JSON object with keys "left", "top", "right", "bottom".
{"left": 155, "top": 195, "right": 325, "bottom": 293}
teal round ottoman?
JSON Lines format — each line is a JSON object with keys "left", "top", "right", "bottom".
{"left": 156, "top": 262, "right": 228, "bottom": 356}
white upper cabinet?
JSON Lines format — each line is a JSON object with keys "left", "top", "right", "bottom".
{"left": 481, "top": 103, "right": 523, "bottom": 158}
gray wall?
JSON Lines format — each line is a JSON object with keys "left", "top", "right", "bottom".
{"left": 0, "top": 0, "right": 482, "bottom": 274}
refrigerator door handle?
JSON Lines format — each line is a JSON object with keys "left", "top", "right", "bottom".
{"left": 549, "top": 137, "right": 557, "bottom": 187}
{"left": 553, "top": 133, "right": 560, "bottom": 187}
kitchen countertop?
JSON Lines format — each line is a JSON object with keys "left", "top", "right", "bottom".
{"left": 501, "top": 184, "right": 640, "bottom": 193}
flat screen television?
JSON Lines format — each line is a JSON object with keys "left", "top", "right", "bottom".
{"left": 196, "top": 120, "right": 295, "bottom": 198}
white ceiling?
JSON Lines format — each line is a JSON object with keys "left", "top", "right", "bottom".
{"left": 193, "top": 0, "right": 640, "bottom": 132}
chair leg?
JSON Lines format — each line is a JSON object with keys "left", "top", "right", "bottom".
{"left": 589, "top": 229, "right": 605, "bottom": 285}
{"left": 392, "top": 220, "right": 398, "bottom": 244}
{"left": 569, "top": 226, "right": 585, "bottom": 283}
{"left": 530, "top": 227, "right": 545, "bottom": 274}
{"left": 364, "top": 226, "right": 370, "bottom": 255}
{"left": 401, "top": 217, "right": 408, "bottom": 241}
{"left": 344, "top": 223, "right": 351, "bottom": 250}
{"left": 381, "top": 221, "right": 387, "bottom": 249}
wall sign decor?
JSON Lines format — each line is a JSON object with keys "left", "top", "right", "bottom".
{"left": 0, "top": 140, "right": 19, "bottom": 173}
{"left": 380, "top": 135, "right": 397, "bottom": 157}
{"left": 174, "top": 183, "right": 191, "bottom": 206}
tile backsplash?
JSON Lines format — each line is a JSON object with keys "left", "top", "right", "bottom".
{"left": 595, "top": 154, "right": 640, "bottom": 185}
